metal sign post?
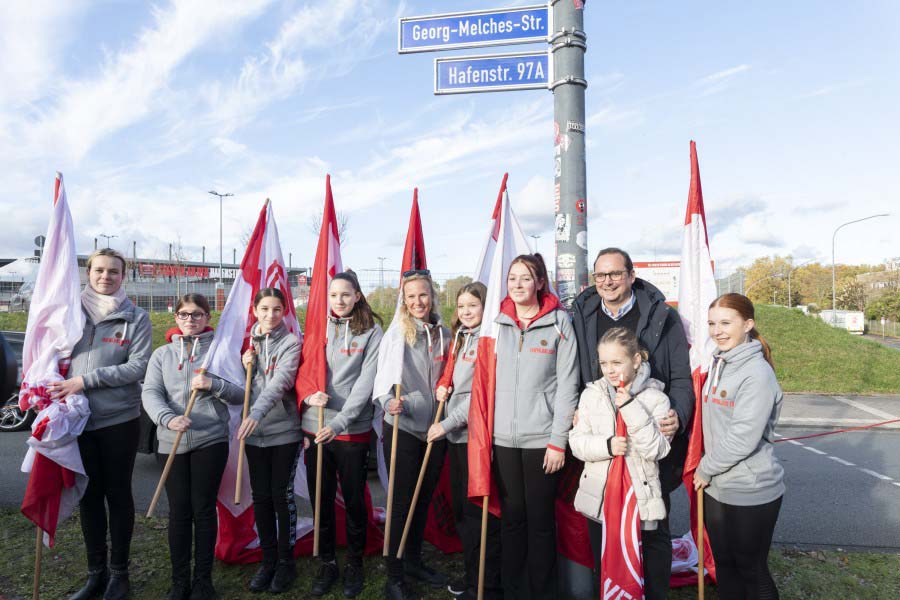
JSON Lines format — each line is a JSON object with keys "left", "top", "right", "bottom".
{"left": 400, "top": 2, "right": 589, "bottom": 309}
{"left": 549, "top": 0, "right": 588, "bottom": 308}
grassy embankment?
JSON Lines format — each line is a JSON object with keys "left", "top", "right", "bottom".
{"left": 4, "top": 305, "right": 898, "bottom": 394}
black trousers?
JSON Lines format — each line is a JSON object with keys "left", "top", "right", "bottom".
{"left": 449, "top": 441, "right": 501, "bottom": 595}
{"left": 493, "top": 445, "right": 559, "bottom": 600}
{"left": 705, "top": 493, "right": 782, "bottom": 600}
{"left": 303, "top": 434, "right": 370, "bottom": 563}
{"left": 245, "top": 441, "right": 301, "bottom": 562}
{"left": 162, "top": 442, "right": 229, "bottom": 584}
{"left": 585, "top": 494, "right": 671, "bottom": 600}
{"left": 78, "top": 418, "right": 140, "bottom": 569}
{"left": 382, "top": 422, "right": 447, "bottom": 581}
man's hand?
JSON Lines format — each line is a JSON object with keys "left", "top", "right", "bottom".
{"left": 658, "top": 409, "right": 679, "bottom": 437}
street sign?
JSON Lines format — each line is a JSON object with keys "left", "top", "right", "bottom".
{"left": 399, "top": 5, "right": 548, "bottom": 53}
{"left": 434, "top": 51, "right": 549, "bottom": 95}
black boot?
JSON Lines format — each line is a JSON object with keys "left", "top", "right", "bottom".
{"left": 188, "top": 577, "right": 217, "bottom": 600}
{"left": 403, "top": 559, "right": 447, "bottom": 588}
{"left": 103, "top": 564, "right": 130, "bottom": 600}
{"left": 248, "top": 561, "right": 277, "bottom": 593}
{"left": 342, "top": 560, "right": 364, "bottom": 598}
{"left": 384, "top": 578, "right": 419, "bottom": 600}
{"left": 310, "top": 560, "right": 339, "bottom": 596}
{"left": 68, "top": 567, "right": 109, "bottom": 600}
{"left": 167, "top": 580, "right": 191, "bottom": 600}
{"left": 269, "top": 558, "right": 297, "bottom": 594}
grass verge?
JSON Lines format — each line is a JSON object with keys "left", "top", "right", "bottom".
{"left": 1, "top": 508, "right": 897, "bottom": 599}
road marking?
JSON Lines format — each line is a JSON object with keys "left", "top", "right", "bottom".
{"left": 832, "top": 396, "right": 898, "bottom": 420}
{"left": 894, "top": 482, "right": 900, "bottom": 489}
{"left": 786, "top": 440, "right": 804, "bottom": 446}
{"left": 859, "top": 468, "right": 893, "bottom": 481}
{"left": 803, "top": 446, "right": 827, "bottom": 455}
{"left": 829, "top": 456, "right": 855, "bottom": 467}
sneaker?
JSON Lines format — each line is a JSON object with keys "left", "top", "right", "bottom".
{"left": 342, "top": 561, "right": 364, "bottom": 598}
{"left": 447, "top": 578, "right": 467, "bottom": 596}
{"left": 269, "top": 559, "right": 297, "bottom": 594}
{"left": 248, "top": 563, "right": 276, "bottom": 593}
{"left": 403, "top": 560, "right": 447, "bottom": 588}
{"left": 384, "top": 579, "right": 419, "bottom": 600}
{"left": 310, "top": 560, "right": 339, "bottom": 596}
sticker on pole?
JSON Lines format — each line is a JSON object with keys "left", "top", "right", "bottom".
{"left": 434, "top": 51, "right": 550, "bottom": 95}
{"left": 399, "top": 5, "right": 549, "bottom": 53}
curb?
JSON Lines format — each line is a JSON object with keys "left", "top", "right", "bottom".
{"left": 778, "top": 417, "right": 900, "bottom": 431}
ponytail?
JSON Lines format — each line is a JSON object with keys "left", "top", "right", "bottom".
{"left": 749, "top": 327, "right": 774, "bottom": 369}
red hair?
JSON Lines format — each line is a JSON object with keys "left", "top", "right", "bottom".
{"left": 710, "top": 293, "right": 774, "bottom": 367}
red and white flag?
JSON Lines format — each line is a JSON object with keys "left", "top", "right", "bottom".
{"left": 600, "top": 410, "right": 645, "bottom": 599}
{"left": 295, "top": 175, "right": 343, "bottom": 404}
{"left": 677, "top": 140, "right": 718, "bottom": 583}
{"left": 467, "top": 175, "right": 533, "bottom": 517}
{"left": 207, "top": 199, "right": 307, "bottom": 563}
{"left": 19, "top": 172, "right": 90, "bottom": 547}
{"left": 293, "top": 175, "right": 385, "bottom": 555}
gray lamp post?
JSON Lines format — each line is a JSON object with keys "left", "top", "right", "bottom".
{"left": 208, "top": 190, "right": 234, "bottom": 286}
{"left": 832, "top": 214, "right": 889, "bottom": 323}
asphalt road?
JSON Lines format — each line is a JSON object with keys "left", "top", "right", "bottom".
{"left": 2, "top": 394, "right": 898, "bottom": 552}
{"left": 864, "top": 333, "right": 900, "bottom": 351}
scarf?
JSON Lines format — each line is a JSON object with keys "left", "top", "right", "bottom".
{"left": 81, "top": 285, "right": 127, "bottom": 324}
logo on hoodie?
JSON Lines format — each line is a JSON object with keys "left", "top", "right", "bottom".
{"left": 530, "top": 339, "right": 556, "bottom": 355}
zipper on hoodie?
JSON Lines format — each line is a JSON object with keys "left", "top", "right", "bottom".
{"left": 183, "top": 343, "right": 193, "bottom": 451}
{"left": 512, "top": 327, "right": 526, "bottom": 446}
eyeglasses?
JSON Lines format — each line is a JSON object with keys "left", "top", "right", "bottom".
{"left": 592, "top": 270, "right": 629, "bottom": 282}
{"left": 175, "top": 311, "right": 208, "bottom": 321}
{"left": 402, "top": 269, "right": 431, "bottom": 278}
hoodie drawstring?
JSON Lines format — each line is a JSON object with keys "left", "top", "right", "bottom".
{"left": 450, "top": 328, "right": 464, "bottom": 356}
{"left": 705, "top": 357, "right": 725, "bottom": 402}
{"left": 178, "top": 337, "right": 185, "bottom": 371}
{"left": 438, "top": 326, "right": 445, "bottom": 360}
{"left": 264, "top": 333, "right": 274, "bottom": 374}
{"left": 121, "top": 322, "right": 129, "bottom": 347}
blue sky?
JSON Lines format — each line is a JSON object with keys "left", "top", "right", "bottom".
{"left": 2, "top": 0, "right": 897, "bottom": 278}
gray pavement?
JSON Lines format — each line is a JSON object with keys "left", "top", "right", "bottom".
{"left": 1, "top": 393, "right": 899, "bottom": 551}
{"left": 863, "top": 334, "right": 900, "bottom": 351}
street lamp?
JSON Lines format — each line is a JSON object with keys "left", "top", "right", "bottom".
{"left": 744, "top": 272, "right": 783, "bottom": 298}
{"left": 530, "top": 234, "right": 541, "bottom": 255}
{"left": 832, "top": 213, "right": 889, "bottom": 323}
{"left": 785, "top": 257, "right": 816, "bottom": 309}
{"left": 99, "top": 233, "right": 117, "bottom": 248}
{"left": 208, "top": 190, "right": 234, "bottom": 286}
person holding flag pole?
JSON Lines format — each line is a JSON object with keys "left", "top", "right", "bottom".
{"left": 42, "top": 239, "right": 152, "bottom": 600}
{"left": 18, "top": 173, "right": 92, "bottom": 600}
{"left": 373, "top": 191, "right": 451, "bottom": 600}
{"left": 296, "top": 175, "right": 384, "bottom": 599}
{"left": 141, "top": 293, "right": 245, "bottom": 600}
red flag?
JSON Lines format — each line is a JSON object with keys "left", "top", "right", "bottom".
{"left": 467, "top": 175, "right": 533, "bottom": 517}
{"left": 296, "top": 174, "right": 343, "bottom": 405}
{"left": 600, "top": 411, "right": 644, "bottom": 599}
{"left": 19, "top": 173, "right": 90, "bottom": 547}
{"left": 677, "top": 140, "right": 718, "bottom": 583}
{"left": 402, "top": 188, "right": 427, "bottom": 272}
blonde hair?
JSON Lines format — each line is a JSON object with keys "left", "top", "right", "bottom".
{"left": 399, "top": 274, "right": 440, "bottom": 345}
{"left": 598, "top": 327, "right": 649, "bottom": 362}
{"left": 86, "top": 248, "right": 127, "bottom": 273}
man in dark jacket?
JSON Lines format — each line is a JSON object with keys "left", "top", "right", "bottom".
{"left": 572, "top": 247, "right": 694, "bottom": 600}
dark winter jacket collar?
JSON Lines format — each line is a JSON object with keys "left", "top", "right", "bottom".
{"left": 575, "top": 279, "right": 668, "bottom": 350}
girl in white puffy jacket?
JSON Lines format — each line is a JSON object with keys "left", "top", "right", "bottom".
{"left": 569, "top": 326, "right": 673, "bottom": 579}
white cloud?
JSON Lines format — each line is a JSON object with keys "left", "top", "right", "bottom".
{"left": 736, "top": 214, "right": 783, "bottom": 247}
{"left": 697, "top": 64, "right": 751, "bottom": 96}
{"left": 701, "top": 64, "right": 752, "bottom": 83}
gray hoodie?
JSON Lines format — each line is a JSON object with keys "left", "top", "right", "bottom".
{"left": 377, "top": 318, "right": 450, "bottom": 441}
{"left": 440, "top": 325, "right": 480, "bottom": 444}
{"left": 142, "top": 329, "right": 245, "bottom": 454}
{"left": 493, "top": 306, "right": 580, "bottom": 450}
{"left": 69, "top": 297, "right": 152, "bottom": 431}
{"left": 245, "top": 321, "right": 303, "bottom": 447}
{"left": 696, "top": 339, "right": 785, "bottom": 506}
{"left": 301, "top": 317, "right": 384, "bottom": 436}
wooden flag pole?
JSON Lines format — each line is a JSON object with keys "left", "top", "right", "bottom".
{"left": 396, "top": 399, "right": 446, "bottom": 558}
{"left": 383, "top": 385, "right": 401, "bottom": 556}
{"left": 32, "top": 526, "right": 42, "bottom": 600}
{"left": 313, "top": 405, "right": 325, "bottom": 556}
{"left": 234, "top": 361, "right": 254, "bottom": 505}
{"left": 697, "top": 488, "right": 705, "bottom": 600}
{"left": 147, "top": 368, "right": 207, "bottom": 518}
{"left": 477, "top": 496, "right": 489, "bottom": 600}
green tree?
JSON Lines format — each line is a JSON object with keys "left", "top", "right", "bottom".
{"left": 865, "top": 291, "right": 900, "bottom": 321}
{"left": 835, "top": 280, "right": 866, "bottom": 311}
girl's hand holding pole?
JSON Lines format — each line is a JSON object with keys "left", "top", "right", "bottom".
{"left": 241, "top": 349, "right": 256, "bottom": 369}
{"left": 387, "top": 396, "right": 405, "bottom": 415}
{"left": 614, "top": 386, "right": 632, "bottom": 408}
{"left": 191, "top": 374, "right": 211, "bottom": 391}
{"left": 307, "top": 391, "right": 329, "bottom": 407}
{"left": 435, "top": 385, "right": 451, "bottom": 402}
{"left": 315, "top": 426, "right": 336, "bottom": 445}
{"left": 693, "top": 473, "right": 710, "bottom": 490}
{"left": 167, "top": 416, "right": 191, "bottom": 432}
{"left": 426, "top": 423, "right": 446, "bottom": 443}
